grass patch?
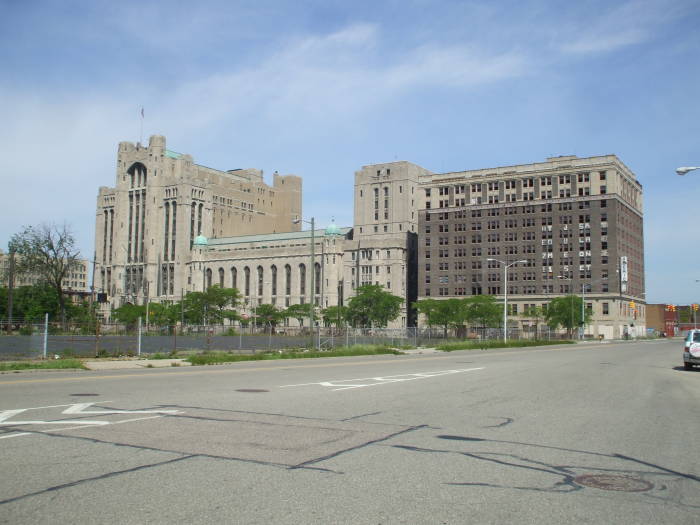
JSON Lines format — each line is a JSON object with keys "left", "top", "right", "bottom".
{"left": 437, "top": 339, "right": 574, "bottom": 352}
{"left": 186, "top": 344, "right": 401, "bottom": 365}
{"left": 0, "top": 359, "right": 86, "bottom": 371}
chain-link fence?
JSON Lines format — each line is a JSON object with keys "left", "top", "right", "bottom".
{"left": 0, "top": 318, "right": 564, "bottom": 360}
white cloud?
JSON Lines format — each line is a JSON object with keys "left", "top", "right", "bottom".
{"left": 154, "top": 24, "right": 528, "bottom": 137}
{"left": 558, "top": 0, "right": 687, "bottom": 55}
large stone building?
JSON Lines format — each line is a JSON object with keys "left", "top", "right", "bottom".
{"left": 417, "top": 155, "right": 645, "bottom": 338}
{"left": 94, "top": 137, "right": 645, "bottom": 336}
{"left": 94, "top": 135, "right": 302, "bottom": 308}
{"left": 94, "top": 136, "right": 422, "bottom": 328}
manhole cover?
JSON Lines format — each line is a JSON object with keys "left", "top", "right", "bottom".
{"left": 70, "top": 393, "right": 100, "bottom": 397}
{"left": 573, "top": 474, "right": 653, "bottom": 492}
{"left": 235, "top": 389, "right": 269, "bottom": 393}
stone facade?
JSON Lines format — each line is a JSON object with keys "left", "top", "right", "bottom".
{"left": 94, "top": 135, "right": 302, "bottom": 309}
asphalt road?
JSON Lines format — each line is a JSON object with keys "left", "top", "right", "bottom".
{"left": 1, "top": 339, "right": 698, "bottom": 524}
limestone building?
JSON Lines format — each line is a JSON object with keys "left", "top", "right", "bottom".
{"left": 94, "top": 135, "right": 302, "bottom": 308}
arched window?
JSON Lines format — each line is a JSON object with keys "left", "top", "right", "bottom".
{"left": 271, "top": 265, "right": 277, "bottom": 296}
{"left": 244, "top": 266, "right": 250, "bottom": 296}
{"left": 299, "top": 263, "right": 306, "bottom": 296}
{"left": 285, "top": 265, "right": 291, "bottom": 295}
{"left": 205, "top": 268, "right": 212, "bottom": 289}
{"left": 218, "top": 268, "right": 224, "bottom": 287}
{"left": 257, "top": 266, "right": 263, "bottom": 296}
{"left": 127, "top": 162, "right": 147, "bottom": 188}
{"left": 314, "top": 262, "right": 321, "bottom": 295}
{"left": 231, "top": 267, "right": 237, "bottom": 290}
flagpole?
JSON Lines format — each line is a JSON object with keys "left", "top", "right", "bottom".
{"left": 139, "top": 107, "right": 144, "bottom": 145}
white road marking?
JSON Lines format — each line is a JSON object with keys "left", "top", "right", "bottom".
{"left": 62, "top": 403, "right": 179, "bottom": 416}
{"left": 0, "top": 403, "right": 180, "bottom": 437}
{"left": 281, "top": 367, "right": 484, "bottom": 391}
{"left": 0, "top": 432, "right": 32, "bottom": 440}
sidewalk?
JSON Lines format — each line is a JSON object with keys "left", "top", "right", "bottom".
{"left": 83, "top": 358, "right": 191, "bottom": 370}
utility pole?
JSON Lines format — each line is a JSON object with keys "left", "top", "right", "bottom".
{"left": 7, "top": 249, "right": 15, "bottom": 332}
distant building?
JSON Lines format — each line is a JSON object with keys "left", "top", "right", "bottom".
{"left": 0, "top": 249, "right": 90, "bottom": 298}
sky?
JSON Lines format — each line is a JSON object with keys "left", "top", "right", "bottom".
{"left": 1, "top": 0, "right": 699, "bottom": 304}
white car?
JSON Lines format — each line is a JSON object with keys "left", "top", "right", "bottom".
{"left": 683, "top": 329, "right": 700, "bottom": 370}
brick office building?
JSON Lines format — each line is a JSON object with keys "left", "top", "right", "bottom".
{"left": 417, "top": 155, "right": 645, "bottom": 339}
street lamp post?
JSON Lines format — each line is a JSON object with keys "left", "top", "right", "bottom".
{"left": 293, "top": 217, "right": 315, "bottom": 346}
{"left": 676, "top": 166, "right": 700, "bottom": 176}
{"left": 487, "top": 258, "right": 527, "bottom": 343}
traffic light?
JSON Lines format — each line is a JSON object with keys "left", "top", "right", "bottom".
{"left": 629, "top": 301, "right": 636, "bottom": 310}
{"left": 693, "top": 303, "right": 699, "bottom": 312}
{"left": 671, "top": 304, "right": 676, "bottom": 312}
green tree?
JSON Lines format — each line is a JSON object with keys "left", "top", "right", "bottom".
{"left": 8, "top": 223, "right": 82, "bottom": 324}
{"left": 254, "top": 303, "right": 282, "bottom": 327}
{"left": 345, "top": 284, "right": 403, "bottom": 328}
{"left": 414, "top": 299, "right": 440, "bottom": 328}
{"left": 414, "top": 298, "right": 470, "bottom": 336}
{"left": 6, "top": 284, "right": 62, "bottom": 322}
{"left": 181, "top": 286, "right": 240, "bottom": 324}
{"left": 321, "top": 305, "right": 347, "bottom": 327}
{"left": 284, "top": 303, "right": 312, "bottom": 327}
{"left": 147, "top": 301, "right": 180, "bottom": 326}
{"left": 112, "top": 303, "right": 146, "bottom": 328}
{"left": 545, "top": 295, "right": 591, "bottom": 337}
{"left": 465, "top": 295, "right": 501, "bottom": 328}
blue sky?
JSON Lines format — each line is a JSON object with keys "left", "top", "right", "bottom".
{"left": 1, "top": 0, "right": 699, "bottom": 304}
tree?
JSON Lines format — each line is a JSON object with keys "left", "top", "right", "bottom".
{"left": 545, "top": 295, "right": 591, "bottom": 338}
{"left": 112, "top": 303, "right": 146, "bottom": 328}
{"left": 465, "top": 295, "right": 501, "bottom": 328}
{"left": 414, "top": 298, "right": 470, "bottom": 336}
{"left": 181, "top": 286, "right": 240, "bottom": 324}
{"left": 321, "top": 305, "right": 347, "bottom": 327}
{"left": 345, "top": 284, "right": 403, "bottom": 328}
{"left": 254, "top": 303, "right": 282, "bottom": 327}
{"left": 147, "top": 301, "right": 180, "bottom": 326}
{"left": 9, "top": 223, "right": 82, "bottom": 323}
{"left": 414, "top": 299, "right": 440, "bottom": 328}
{"left": 284, "top": 303, "right": 312, "bottom": 327}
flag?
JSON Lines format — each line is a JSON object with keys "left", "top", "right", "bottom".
{"left": 140, "top": 107, "right": 144, "bottom": 118}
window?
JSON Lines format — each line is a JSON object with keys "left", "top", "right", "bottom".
{"left": 603, "top": 302, "right": 609, "bottom": 315}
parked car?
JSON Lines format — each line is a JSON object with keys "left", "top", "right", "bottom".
{"left": 683, "top": 329, "right": 700, "bottom": 370}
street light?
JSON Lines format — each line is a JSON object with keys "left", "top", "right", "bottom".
{"left": 293, "top": 216, "right": 315, "bottom": 342}
{"left": 487, "top": 258, "right": 527, "bottom": 342}
{"left": 676, "top": 166, "right": 700, "bottom": 176}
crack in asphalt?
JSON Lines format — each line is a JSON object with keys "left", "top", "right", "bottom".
{"left": 291, "top": 424, "right": 429, "bottom": 469}
{"left": 0, "top": 455, "right": 195, "bottom": 506}
{"left": 388, "top": 435, "right": 700, "bottom": 510}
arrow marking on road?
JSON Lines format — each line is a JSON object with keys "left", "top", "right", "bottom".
{"left": 281, "top": 367, "right": 484, "bottom": 391}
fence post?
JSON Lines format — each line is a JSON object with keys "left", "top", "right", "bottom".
{"left": 95, "top": 319, "right": 101, "bottom": 357}
{"left": 137, "top": 317, "right": 142, "bottom": 356}
{"left": 43, "top": 313, "right": 48, "bottom": 359}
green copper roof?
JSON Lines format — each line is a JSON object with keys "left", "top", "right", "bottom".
{"left": 208, "top": 227, "right": 351, "bottom": 247}
{"left": 165, "top": 149, "right": 183, "bottom": 159}
{"left": 325, "top": 220, "right": 342, "bottom": 236}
